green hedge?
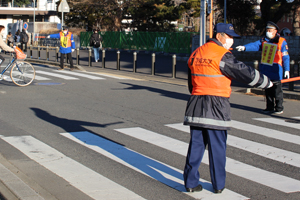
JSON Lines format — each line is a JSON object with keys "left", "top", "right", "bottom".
{"left": 80, "top": 31, "right": 198, "bottom": 54}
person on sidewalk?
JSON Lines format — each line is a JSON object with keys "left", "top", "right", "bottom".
{"left": 89, "top": 29, "right": 102, "bottom": 63}
{"left": 236, "top": 21, "right": 290, "bottom": 114}
{"left": 47, "top": 26, "right": 75, "bottom": 70}
{"left": 0, "top": 26, "right": 15, "bottom": 66}
{"left": 183, "top": 23, "right": 273, "bottom": 194}
{"left": 6, "top": 32, "right": 14, "bottom": 48}
{"left": 20, "top": 29, "right": 29, "bottom": 52}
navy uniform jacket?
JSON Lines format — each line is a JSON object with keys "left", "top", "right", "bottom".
{"left": 244, "top": 34, "right": 290, "bottom": 81}
{"left": 184, "top": 38, "right": 272, "bottom": 130}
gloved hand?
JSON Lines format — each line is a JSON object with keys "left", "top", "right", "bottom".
{"left": 236, "top": 46, "right": 245, "bottom": 51}
{"left": 72, "top": 49, "right": 74, "bottom": 52}
{"left": 284, "top": 71, "right": 290, "bottom": 79}
{"left": 47, "top": 35, "right": 50, "bottom": 39}
{"left": 267, "top": 81, "right": 273, "bottom": 88}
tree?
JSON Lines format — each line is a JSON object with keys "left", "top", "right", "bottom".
{"left": 59, "top": 0, "right": 131, "bottom": 31}
{"left": 14, "top": 0, "right": 31, "bottom": 7}
{"left": 259, "top": 0, "right": 300, "bottom": 36}
{"left": 215, "top": 0, "right": 257, "bottom": 35}
{"left": 124, "top": 0, "right": 180, "bottom": 32}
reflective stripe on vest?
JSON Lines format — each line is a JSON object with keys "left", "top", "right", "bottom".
{"left": 188, "top": 41, "right": 232, "bottom": 97}
{"left": 60, "top": 32, "right": 72, "bottom": 48}
{"left": 262, "top": 37, "right": 285, "bottom": 66}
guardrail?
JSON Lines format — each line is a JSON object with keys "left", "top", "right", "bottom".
{"left": 27, "top": 45, "right": 180, "bottom": 78}
{"left": 26, "top": 45, "right": 300, "bottom": 91}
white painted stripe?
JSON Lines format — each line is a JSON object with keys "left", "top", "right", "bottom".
{"left": 60, "top": 131, "right": 247, "bottom": 200}
{"left": 254, "top": 117, "right": 300, "bottom": 130}
{"left": 36, "top": 70, "right": 79, "bottom": 80}
{"left": 84, "top": 71, "right": 128, "bottom": 79}
{"left": 116, "top": 127, "right": 300, "bottom": 193}
{"left": 54, "top": 70, "right": 105, "bottom": 80}
{"left": 31, "top": 75, "right": 51, "bottom": 80}
{"left": 166, "top": 123, "right": 300, "bottom": 167}
{"left": 1, "top": 135, "right": 143, "bottom": 200}
{"left": 231, "top": 120, "right": 300, "bottom": 145}
{"left": 5, "top": 73, "right": 48, "bottom": 81}
{"left": 229, "top": 135, "right": 300, "bottom": 168}
{"left": 166, "top": 121, "right": 300, "bottom": 167}
{"left": 2, "top": 75, "right": 12, "bottom": 82}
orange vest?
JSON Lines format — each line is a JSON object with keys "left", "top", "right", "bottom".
{"left": 262, "top": 37, "right": 285, "bottom": 66}
{"left": 188, "top": 41, "right": 232, "bottom": 97}
{"left": 59, "top": 32, "right": 72, "bottom": 48}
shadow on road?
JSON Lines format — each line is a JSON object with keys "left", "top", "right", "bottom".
{"left": 30, "top": 107, "right": 124, "bottom": 144}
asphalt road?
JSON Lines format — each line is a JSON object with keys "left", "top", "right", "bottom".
{"left": 0, "top": 62, "right": 299, "bottom": 200}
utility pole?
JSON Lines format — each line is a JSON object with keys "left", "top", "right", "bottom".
{"left": 208, "top": 0, "right": 213, "bottom": 38}
{"left": 200, "top": 0, "right": 206, "bottom": 46}
{"left": 224, "top": 0, "right": 226, "bottom": 23}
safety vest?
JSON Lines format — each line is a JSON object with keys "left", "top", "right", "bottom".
{"left": 262, "top": 37, "right": 285, "bottom": 66}
{"left": 59, "top": 32, "right": 72, "bottom": 48}
{"left": 188, "top": 41, "right": 232, "bottom": 97}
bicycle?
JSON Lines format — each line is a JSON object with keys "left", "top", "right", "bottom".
{"left": 0, "top": 47, "right": 35, "bottom": 86}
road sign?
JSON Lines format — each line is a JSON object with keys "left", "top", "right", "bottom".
{"left": 23, "top": 22, "right": 28, "bottom": 30}
{"left": 58, "top": 0, "right": 70, "bottom": 12}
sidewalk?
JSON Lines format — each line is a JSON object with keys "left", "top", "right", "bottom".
{"left": 0, "top": 50, "right": 299, "bottom": 200}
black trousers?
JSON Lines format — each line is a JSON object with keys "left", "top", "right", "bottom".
{"left": 265, "top": 82, "right": 284, "bottom": 112}
{"left": 60, "top": 53, "right": 73, "bottom": 69}
{"left": 21, "top": 42, "right": 27, "bottom": 52}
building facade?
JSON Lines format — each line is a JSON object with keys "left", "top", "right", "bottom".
{"left": 0, "top": 0, "right": 60, "bottom": 37}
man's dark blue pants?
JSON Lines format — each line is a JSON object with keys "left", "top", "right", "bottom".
{"left": 183, "top": 126, "right": 227, "bottom": 190}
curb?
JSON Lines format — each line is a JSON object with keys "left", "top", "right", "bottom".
{"left": 0, "top": 153, "right": 44, "bottom": 200}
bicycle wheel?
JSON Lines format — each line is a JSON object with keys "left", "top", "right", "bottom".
{"left": 10, "top": 61, "right": 35, "bottom": 86}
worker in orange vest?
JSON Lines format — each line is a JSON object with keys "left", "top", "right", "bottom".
{"left": 236, "top": 21, "right": 290, "bottom": 114}
{"left": 183, "top": 23, "right": 273, "bottom": 194}
{"left": 47, "top": 26, "right": 75, "bottom": 70}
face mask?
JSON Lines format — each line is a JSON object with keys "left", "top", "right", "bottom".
{"left": 63, "top": 31, "right": 68, "bottom": 34}
{"left": 266, "top": 31, "right": 274, "bottom": 39}
{"left": 223, "top": 38, "right": 234, "bottom": 50}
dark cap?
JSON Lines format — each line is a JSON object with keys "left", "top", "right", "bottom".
{"left": 62, "top": 26, "right": 69, "bottom": 30}
{"left": 266, "top": 21, "right": 279, "bottom": 31}
{"left": 214, "top": 23, "right": 240, "bottom": 38}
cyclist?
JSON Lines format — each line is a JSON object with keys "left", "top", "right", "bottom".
{"left": 0, "top": 25, "right": 15, "bottom": 66}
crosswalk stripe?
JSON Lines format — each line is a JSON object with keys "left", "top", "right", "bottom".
{"left": 230, "top": 120, "right": 300, "bottom": 145}
{"left": 1, "top": 135, "right": 144, "bottom": 200}
{"left": 32, "top": 75, "right": 51, "bottom": 80}
{"left": 2, "top": 75, "right": 12, "bottom": 82}
{"left": 253, "top": 117, "right": 300, "bottom": 130}
{"left": 116, "top": 127, "right": 300, "bottom": 193}
{"left": 54, "top": 70, "right": 106, "bottom": 80}
{"left": 35, "top": 70, "right": 79, "bottom": 80}
{"left": 60, "top": 131, "right": 247, "bottom": 200}
{"left": 84, "top": 71, "right": 128, "bottom": 79}
{"left": 166, "top": 123, "right": 300, "bottom": 168}
{"left": 3, "top": 73, "right": 49, "bottom": 81}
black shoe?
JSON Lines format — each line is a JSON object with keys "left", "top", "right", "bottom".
{"left": 186, "top": 184, "right": 203, "bottom": 192}
{"left": 214, "top": 188, "right": 225, "bottom": 194}
{"left": 262, "top": 109, "right": 274, "bottom": 114}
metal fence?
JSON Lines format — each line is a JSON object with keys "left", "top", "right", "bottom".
{"left": 80, "top": 31, "right": 198, "bottom": 54}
